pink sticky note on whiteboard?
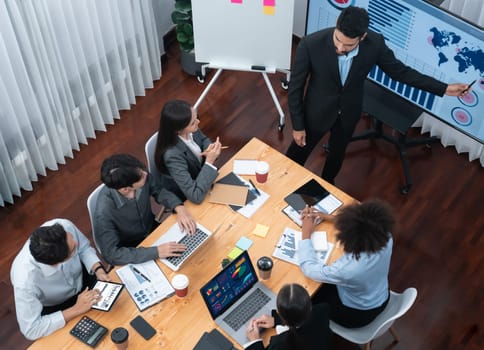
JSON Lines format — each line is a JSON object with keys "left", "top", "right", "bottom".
{"left": 264, "top": 0, "right": 275, "bottom": 6}
{"left": 231, "top": 0, "right": 243, "bottom": 3}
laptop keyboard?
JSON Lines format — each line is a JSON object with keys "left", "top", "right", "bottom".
{"left": 166, "top": 228, "right": 209, "bottom": 267}
{"left": 223, "top": 288, "right": 271, "bottom": 331}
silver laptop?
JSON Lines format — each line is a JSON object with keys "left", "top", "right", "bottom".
{"left": 152, "top": 222, "right": 212, "bottom": 271}
{"left": 200, "top": 251, "right": 277, "bottom": 346}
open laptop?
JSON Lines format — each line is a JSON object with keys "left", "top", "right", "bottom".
{"left": 200, "top": 250, "right": 277, "bottom": 346}
{"left": 151, "top": 222, "right": 212, "bottom": 271}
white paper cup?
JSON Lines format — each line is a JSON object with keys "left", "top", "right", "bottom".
{"left": 171, "top": 274, "right": 189, "bottom": 297}
{"left": 255, "top": 161, "right": 269, "bottom": 183}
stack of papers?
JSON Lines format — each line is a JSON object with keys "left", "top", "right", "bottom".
{"left": 214, "top": 172, "right": 269, "bottom": 218}
{"left": 272, "top": 227, "right": 334, "bottom": 266}
{"left": 116, "top": 260, "right": 174, "bottom": 311}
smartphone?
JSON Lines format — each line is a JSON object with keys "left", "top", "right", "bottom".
{"left": 130, "top": 315, "right": 156, "bottom": 340}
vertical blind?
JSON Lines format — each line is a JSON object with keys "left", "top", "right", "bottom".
{"left": 0, "top": 0, "right": 162, "bottom": 206}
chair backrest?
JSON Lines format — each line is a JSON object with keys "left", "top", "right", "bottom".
{"left": 145, "top": 132, "right": 161, "bottom": 179}
{"left": 329, "top": 288, "right": 418, "bottom": 344}
{"left": 86, "top": 184, "right": 105, "bottom": 253}
{"left": 371, "top": 288, "right": 418, "bottom": 339}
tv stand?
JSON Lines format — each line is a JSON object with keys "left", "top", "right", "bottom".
{"left": 350, "top": 80, "right": 439, "bottom": 194}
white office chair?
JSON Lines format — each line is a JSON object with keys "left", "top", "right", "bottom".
{"left": 145, "top": 131, "right": 162, "bottom": 179}
{"left": 86, "top": 184, "right": 105, "bottom": 254}
{"left": 144, "top": 132, "right": 166, "bottom": 222}
{"left": 329, "top": 288, "right": 418, "bottom": 350}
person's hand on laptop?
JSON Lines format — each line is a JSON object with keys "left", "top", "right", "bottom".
{"left": 174, "top": 205, "right": 196, "bottom": 235}
{"left": 157, "top": 242, "right": 187, "bottom": 258}
{"left": 246, "top": 315, "right": 274, "bottom": 341}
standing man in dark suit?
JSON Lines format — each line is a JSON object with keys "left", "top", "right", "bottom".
{"left": 286, "top": 6, "right": 470, "bottom": 184}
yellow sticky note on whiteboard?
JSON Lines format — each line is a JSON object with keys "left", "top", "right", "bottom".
{"left": 252, "top": 224, "right": 269, "bottom": 238}
{"left": 263, "top": 6, "right": 275, "bottom": 15}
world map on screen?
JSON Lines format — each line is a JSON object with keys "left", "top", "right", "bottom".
{"left": 429, "top": 27, "right": 484, "bottom": 77}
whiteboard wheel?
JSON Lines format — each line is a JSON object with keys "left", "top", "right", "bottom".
{"left": 281, "top": 80, "right": 289, "bottom": 90}
{"left": 278, "top": 124, "right": 285, "bottom": 132}
{"left": 197, "top": 75, "right": 205, "bottom": 84}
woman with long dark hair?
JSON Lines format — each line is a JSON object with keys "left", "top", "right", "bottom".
{"left": 245, "top": 284, "right": 330, "bottom": 350}
{"left": 154, "top": 100, "right": 222, "bottom": 204}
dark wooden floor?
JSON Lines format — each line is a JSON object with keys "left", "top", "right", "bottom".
{"left": 0, "top": 41, "right": 483, "bottom": 350}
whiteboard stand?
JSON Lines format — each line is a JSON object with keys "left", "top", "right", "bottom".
{"left": 194, "top": 64, "right": 288, "bottom": 131}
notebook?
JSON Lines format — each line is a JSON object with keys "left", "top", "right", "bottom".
{"left": 152, "top": 222, "right": 213, "bottom": 271}
{"left": 200, "top": 251, "right": 277, "bottom": 346}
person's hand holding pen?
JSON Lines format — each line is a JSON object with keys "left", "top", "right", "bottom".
{"left": 445, "top": 80, "right": 475, "bottom": 97}
{"left": 201, "top": 137, "right": 222, "bottom": 165}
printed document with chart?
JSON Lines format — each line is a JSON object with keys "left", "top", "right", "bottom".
{"left": 116, "top": 260, "right": 174, "bottom": 311}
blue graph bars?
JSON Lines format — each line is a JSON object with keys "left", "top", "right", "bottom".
{"left": 366, "top": 0, "right": 436, "bottom": 111}
{"left": 368, "top": 0, "right": 414, "bottom": 50}
{"left": 368, "top": 65, "right": 437, "bottom": 110}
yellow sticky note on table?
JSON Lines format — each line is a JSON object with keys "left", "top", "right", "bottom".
{"left": 228, "top": 247, "right": 243, "bottom": 260}
{"left": 252, "top": 224, "right": 269, "bottom": 238}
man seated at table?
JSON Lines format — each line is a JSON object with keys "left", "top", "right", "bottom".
{"left": 10, "top": 219, "right": 110, "bottom": 340}
{"left": 94, "top": 153, "right": 197, "bottom": 266}
{"left": 298, "top": 199, "right": 395, "bottom": 328}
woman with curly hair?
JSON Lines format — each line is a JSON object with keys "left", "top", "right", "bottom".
{"left": 299, "top": 199, "right": 395, "bottom": 328}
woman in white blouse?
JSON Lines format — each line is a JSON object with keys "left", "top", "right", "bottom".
{"left": 154, "top": 100, "right": 222, "bottom": 204}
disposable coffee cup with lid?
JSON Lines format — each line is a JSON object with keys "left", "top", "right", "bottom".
{"left": 111, "top": 327, "right": 129, "bottom": 350}
{"left": 255, "top": 161, "right": 270, "bottom": 183}
{"left": 257, "top": 256, "right": 273, "bottom": 280}
{"left": 171, "top": 274, "right": 189, "bottom": 297}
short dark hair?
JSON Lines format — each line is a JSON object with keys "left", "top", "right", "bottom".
{"left": 335, "top": 199, "right": 395, "bottom": 260}
{"left": 100, "top": 154, "right": 146, "bottom": 189}
{"left": 29, "top": 223, "right": 69, "bottom": 265}
{"left": 336, "top": 6, "right": 369, "bottom": 38}
{"left": 154, "top": 100, "right": 193, "bottom": 173}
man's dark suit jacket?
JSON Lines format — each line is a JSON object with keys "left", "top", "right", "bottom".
{"left": 246, "top": 304, "right": 330, "bottom": 350}
{"left": 288, "top": 28, "right": 448, "bottom": 135}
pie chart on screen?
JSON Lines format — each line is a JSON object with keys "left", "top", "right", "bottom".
{"left": 327, "top": 0, "right": 355, "bottom": 10}
{"left": 458, "top": 90, "right": 478, "bottom": 107}
{"left": 451, "top": 107, "right": 472, "bottom": 126}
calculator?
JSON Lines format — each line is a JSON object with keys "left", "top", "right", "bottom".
{"left": 70, "top": 316, "right": 108, "bottom": 347}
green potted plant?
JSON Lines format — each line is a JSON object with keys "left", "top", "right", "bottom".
{"left": 171, "top": 0, "right": 200, "bottom": 75}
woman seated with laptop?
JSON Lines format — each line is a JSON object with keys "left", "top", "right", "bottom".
{"left": 245, "top": 284, "right": 331, "bottom": 350}
{"left": 154, "top": 99, "right": 222, "bottom": 204}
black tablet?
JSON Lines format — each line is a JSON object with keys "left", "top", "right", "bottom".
{"left": 91, "top": 281, "right": 124, "bottom": 312}
{"left": 284, "top": 179, "right": 330, "bottom": 211}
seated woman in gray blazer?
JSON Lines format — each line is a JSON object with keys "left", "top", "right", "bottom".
{"left": 154, "top": 100, "right": 222, "bottom": 204}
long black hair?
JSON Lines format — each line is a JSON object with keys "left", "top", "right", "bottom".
{"left": 276, "top": 284, "right": 312, "bottom": 349}
{"left": 154, "top": 100, "right": 192, "bottom": 173}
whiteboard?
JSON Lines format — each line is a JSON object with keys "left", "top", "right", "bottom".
{"left": 192, "top": 0, "right": 295, "bottom": 72}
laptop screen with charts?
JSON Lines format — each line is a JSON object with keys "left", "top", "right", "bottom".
{"left": 151, "top": 222, "right": 212, "bottom": 271}
{"left": 200, "top": 251, "right": 277, "bottom": 346}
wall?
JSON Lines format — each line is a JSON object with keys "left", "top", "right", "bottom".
{"left": 293, "top": 0, "right": 308, "bottom": 37}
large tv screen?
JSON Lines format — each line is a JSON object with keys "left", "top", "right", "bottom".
{"left": 306, "top": 0, "right": 483, "bottom": 143}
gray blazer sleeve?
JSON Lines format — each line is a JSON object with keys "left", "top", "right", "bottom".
{"left": 164, "top": 137, "right": 218, "bottom": 204}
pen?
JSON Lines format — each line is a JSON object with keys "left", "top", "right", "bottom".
{"left": 463, "top": 79, "right": 476, "bottom": 93}
{"left": 249, "top": 179, "right": 261, "bottom": 196}
{"left": 132, "top": 266, "right": 151, "bottom": 283}
{"left": 221, "top": 146, "right": 229, "bottom": 149}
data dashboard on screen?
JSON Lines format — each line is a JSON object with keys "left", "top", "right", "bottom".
{"left": 306, "top": 0, "right": 484, "bottom": 143}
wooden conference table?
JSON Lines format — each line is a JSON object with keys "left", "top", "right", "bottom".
{"left": 29, "top": 137, "right": 356, "bottom": 350}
